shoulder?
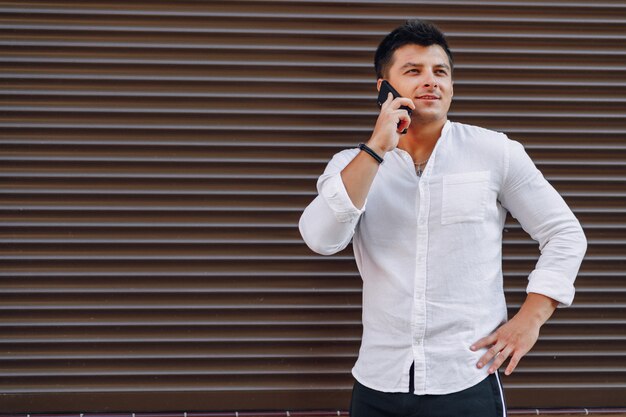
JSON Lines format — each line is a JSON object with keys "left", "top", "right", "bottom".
{"left": 448, "top": 121, "right": 514, "bottom": 158}
{"left": 449, "top": 121, "right": 508, "bottom": 145}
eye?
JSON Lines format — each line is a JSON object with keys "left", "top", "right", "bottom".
{"left": 406, "top": 69, "right": 419, "bottom": 74}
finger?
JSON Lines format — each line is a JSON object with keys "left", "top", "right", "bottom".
{"left": 477, "top": 342, "right": 505, "bottom": 369}
{"left": 395, "top": 108, "right": 412, "bottom": 121}
{"left": 471, "top": 333, "right": 497, "bottom": 351}
{"left": 395, "top": 97, "right": 416, "bottom": 110}
{"left": 388, "top": 97, "right": 416, "bottom": 112}
{"left": 393, "top": 109, "right": 412, "bottom": 119}
{"left": 504, "top": 354, "right": 522, "bottom": 376}
{"left": 382, "top": 92, "right": 393, "bottom": 107}
{"left": 397, "top": 113, "right": 411, "bottom": 132}
{"left": 488, "top": 347, "right": 513, "bottom": 374}
{"left": 380, "top": 92, "right": 395, "bottom": 112}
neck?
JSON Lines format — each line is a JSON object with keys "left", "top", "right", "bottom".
{"left": 398, "top": 118, "right": 447, "bottom": 160}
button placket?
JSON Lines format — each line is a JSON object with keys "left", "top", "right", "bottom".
{"left": 410, "top": 121, "right": 449, "bottom": 393}
{"left": 412, "top": 169, "right": 432, "bottom": 393}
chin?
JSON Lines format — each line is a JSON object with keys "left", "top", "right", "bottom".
{"left": 414, "top": 113, "right": 445, "bottom": 123}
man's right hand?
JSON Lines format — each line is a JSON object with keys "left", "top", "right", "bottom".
{"left": 367, "top": 92, "right": 415, "bottom": 156}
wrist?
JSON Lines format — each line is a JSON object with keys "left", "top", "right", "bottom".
{"left": 358, "top": 143, "right": 384, "bottom": 164}
{"left": 517, "top": 293, "right": 558, "bottom": 328}
{"left": 365, "top": 139, "right": 388, "bottom": 158}
{"left": 515, "top": 308, "right": 546, "bottom": 329}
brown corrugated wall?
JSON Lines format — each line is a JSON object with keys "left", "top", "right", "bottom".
{"left": 0, "top": 0, "right": 625, "bottom": 413}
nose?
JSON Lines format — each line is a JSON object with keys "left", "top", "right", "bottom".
{"left": 424, "top": 79, "right": 438, "bottom": 88}
{"left": 423, "top": 73, "right": 438, "bottom": 88}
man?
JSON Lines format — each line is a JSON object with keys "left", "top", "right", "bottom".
{"left": 299, "top": 19, "right": 587, "bottom": 417}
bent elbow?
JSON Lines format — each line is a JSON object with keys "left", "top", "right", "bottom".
{"left": 577, "top": 226, "right": 588, "bottom": 258}
{"left": 308, "top": 242, "right": 344, "bottom": 256}
{"left": 561, "top": 222, "right": 588, "bottom": 264}
{"left": 298, "top": 219, "right": 344, "bottom": 256}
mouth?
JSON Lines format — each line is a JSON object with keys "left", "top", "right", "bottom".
{"left": 416, "top": 95, "right": 440, "bottom": 100}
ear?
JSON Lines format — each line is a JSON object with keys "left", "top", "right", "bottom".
{"left": 376, "top": 78, "right": 384, "bottom": 92}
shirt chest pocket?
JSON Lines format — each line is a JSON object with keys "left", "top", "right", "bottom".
{"left": 441, "top": 171, "right": 491, "bottom": 225}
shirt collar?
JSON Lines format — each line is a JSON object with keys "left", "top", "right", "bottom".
{"left": 392, "top": 119, "right": 452, "bottom": 172}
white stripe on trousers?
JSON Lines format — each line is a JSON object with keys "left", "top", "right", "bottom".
{"left": 494, "top": 371, "right": 508, "bottom": 417}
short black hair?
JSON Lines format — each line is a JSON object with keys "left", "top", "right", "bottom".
{"left": 374, "top": 19, "right": 454, "bottom": 79}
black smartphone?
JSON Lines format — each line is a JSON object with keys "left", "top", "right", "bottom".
{"left": 377, "top": 80, "right": 412, "bottom": 134}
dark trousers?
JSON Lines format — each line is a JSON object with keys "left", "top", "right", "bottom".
{"left": 349, "top": 367, "right": 508, "bottom": 417}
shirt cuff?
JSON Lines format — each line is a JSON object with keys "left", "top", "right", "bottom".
{"left": 320, "top": 172, "right": 365, "bottom": 223}
{"left": 526, "top": 268, "right": 575, "bottom": 308}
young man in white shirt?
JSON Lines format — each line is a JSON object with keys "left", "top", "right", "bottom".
{"left": 299, "top": 19, "right": 587, "bottom": 417}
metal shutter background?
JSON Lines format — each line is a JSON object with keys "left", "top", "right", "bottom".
{"left": 1, "top": 0, "right": 625, "bottom": 412}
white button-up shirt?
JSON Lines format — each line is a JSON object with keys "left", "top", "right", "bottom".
{"left": 299, "top": 120, "right": 587, "bottom": 395}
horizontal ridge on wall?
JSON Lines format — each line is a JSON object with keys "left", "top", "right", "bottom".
{"left": 1, "top": 0, "right": 625, "bottom": 412}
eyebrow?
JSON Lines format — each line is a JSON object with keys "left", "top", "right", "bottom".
{"left": 400, "top": 62, "right": 451, "bottom": 71}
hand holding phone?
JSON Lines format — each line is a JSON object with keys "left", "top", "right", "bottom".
{"left": 377, "top": 80, "right": 413, "bottom": 134}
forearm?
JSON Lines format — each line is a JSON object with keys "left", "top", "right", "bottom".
{"left": 526, "top": 223, "right": 587, "bottom": 307}
{"left": 340, "top": 145, "right": 384, "bottom": 209}
{"left": 514, "top": 292, "right": 559, "bottom": 328}
{"left": 340, "top": 89, "right": 415, "bottom": 208}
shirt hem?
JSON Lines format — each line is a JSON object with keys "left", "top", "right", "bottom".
{"left": 352, "top": 367, "right": 491, "bottom": 395}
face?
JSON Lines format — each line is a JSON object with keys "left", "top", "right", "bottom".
{"left": 377, "top": 43, "right": 453, "bottom": 124}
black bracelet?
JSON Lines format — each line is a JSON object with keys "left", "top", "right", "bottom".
{"left": 358, "top": 143, "right": 384, "bottom": 164}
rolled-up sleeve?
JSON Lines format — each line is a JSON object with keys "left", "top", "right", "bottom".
{"left": 499, "top": 139, "right": 588, "bottom": 307}
{"left": 299, "top": 149, "right": 365, "bottom": 255}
